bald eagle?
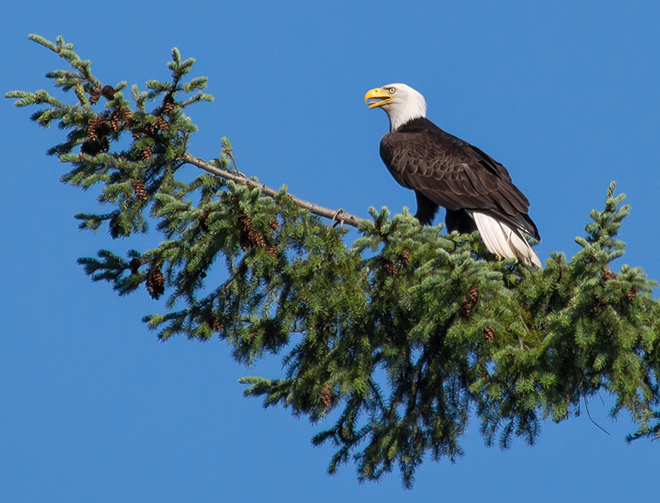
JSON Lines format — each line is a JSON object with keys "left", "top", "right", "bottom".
{"left": 365, "top": 83, "right": 541, "bottom": 267}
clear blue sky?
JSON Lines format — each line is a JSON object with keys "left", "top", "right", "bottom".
{"left": 2, "top": 1, "right": 659, "bottom": 501}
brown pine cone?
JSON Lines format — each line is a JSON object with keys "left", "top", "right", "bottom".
{"left": 381, "top": 258, "right": 398, "bottom": 277}
{"left": 89, "top": 88, "right": 101, "bottom": 105}
{"left": 484, "top": 326, "right": 495, "bottom": 342}
{"left": 320, "top": 388, "right": 332, "bottom": 409}
{"left": 461, "top": 297, "right": 472, "bottom": 317}
{"left": 210, "top": 316, "right": 223, "bottom": 333}
{"left": 154, "top": 116, "right": 168, "bottom": 133}
{"left": 101, "top": 85, "right": 116, "bottom": 100}
{"left": 239, "top": 214, "right": 254, "bottom": 232}
{"left": 267, "top": 245, "right": 278, "bottom": 258}
{"left": 399, "top": 249, "right": 411, "bottom": 268}
{"left": 87, "top": 116, "right": 107, "bottom": 142}
{"left": 627, "top": 287, "right": 637, "bottom": 302}
{"left": 163, "top": 96, "right": 175, "bottom": 115}
{"left": 110, "top": 109, "right": 122, "bottom": 131}
{"left": 269, "top": 216, "right": 280, "bottom": 232}
{"left": 602, "top": 268, "right": 615, "bottom": 282}
{"left": 468, "top": 284, "right": 479, "bottom": 304}
{"left": 146, "top": 266, "right": 165, "bottom": 299}
{"left": 248, "top": 230, "right": 266, "bottom": 248}
{"left": 120, "top": 108, "right": 133, "bottom": 128}
{"left": 133, "top": 180, "right": 148, "bottom": 201}
{"left": 140, "top": 145, "right": 152, "bottom": 160}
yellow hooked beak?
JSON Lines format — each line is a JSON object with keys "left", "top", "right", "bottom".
{"left": 364, "top": 88, "right": 393, "bottom": 109}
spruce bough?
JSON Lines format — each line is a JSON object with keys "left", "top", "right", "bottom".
{"left": 7, "top": 35, "right": 660, "bottom": 488}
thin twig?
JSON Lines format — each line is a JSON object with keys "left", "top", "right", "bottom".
{"left": 225, "top": 149, "right": 245, "bottom": 177}
{"left": 182, "top": 152, "right": 365, "bottom": 228}
{"left": 584, "top": 396, "right": 611, "bottom": 436}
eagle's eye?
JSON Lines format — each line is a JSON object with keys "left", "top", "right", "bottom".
{"left": 388, "top": 88, "right": 396, "bottom": 94}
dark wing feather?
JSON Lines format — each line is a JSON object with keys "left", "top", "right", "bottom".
{"left": 379, "top": 117, "right": 539, "bottom": 239}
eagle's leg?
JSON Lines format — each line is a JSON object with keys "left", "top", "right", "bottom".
{"left": 445, "top": 209, "right": 478, "bottom": 234}
{"left": 414, "top": 191, "right": 440, "bottom": 226}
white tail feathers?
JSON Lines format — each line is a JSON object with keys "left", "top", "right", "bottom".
{"left": 469, "top": 211, "right": 542, "bottom": 267}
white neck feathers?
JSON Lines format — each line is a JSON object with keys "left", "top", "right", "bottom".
{"left": 383, "top": 83, "right": 427, "bottom": 131}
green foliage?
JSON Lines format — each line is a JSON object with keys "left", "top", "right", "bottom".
{"left": 7, "top": 35, "right": 660, "bottom": 488}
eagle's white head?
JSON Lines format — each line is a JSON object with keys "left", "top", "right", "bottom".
{"left": 365, "top": 83, "right": 427, "bottom": 132}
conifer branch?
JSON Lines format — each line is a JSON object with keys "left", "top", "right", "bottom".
{"left": 182, "top": 152, "right": 364, "bottom": 228}
{"left": 8, "top": 34, "right": 660, "bottom": 488}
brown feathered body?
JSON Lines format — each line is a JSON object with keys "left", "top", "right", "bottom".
{"left": 380, "top": 117, "right": 539, "bottom": 242}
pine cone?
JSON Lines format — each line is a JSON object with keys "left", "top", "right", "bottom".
{"left": 133, "top": 180, "right": 148, "bottom": 201}
{"left": 153, "top": 116, "right": 168, "bottom": 133}
{"left": 109, "top": 109, "right": 124, "bottom": 131}
{"left": 602, "top": 268, "right": 615, "bottom": 282}
{"left": 146, "top": 266, "right": 165, "bottom": 299}
{"left": 461, "top": 297, "right": 473, "bottom": 317}
{"left": 129, "top": 258, "right": 142, "bottom": 274}
{"left": 109, "top": 113, "right": 120, "bottom": 131}
{"left": 627, "top": 287, "right": 637, "bottom": 302}
{"left": 381, "top": 258, "right": 398, "bottom": 277}
{"left": 120, "top": 108, "right": 133, "bottom": 128}
{"left": 239, "top": 214, "right": 254, "bottom": 232}
{"left": 74, "top": 83, "right": 86, "bottom": 105}
{"left": 87, "top": 116, "right": 107, "bottom": 142}
{"left": 163, "top": 95, "right": 175, "bottom": 115}
{"left": 140, "top": 145, "right": 152, "bottom": 160}
{"left": 320, "top": 388, "right": 332, "bottom": 409}
{"left": 89, "top": 88, "right": 101, "bottom": 105}
{"left": 267, "top": 244, "right": 278, "bottom": 258}
{"left": 238, "top": 214, "right": 267, "bottom": 249}
{"left": 87, "top": 115, "right": 110, "bottom": 144}
{"left": 269, "top": 216, "right": 280, "bottom": 232}
{"left": 484, "top": 326, "right": 495, "bottom": 342}
{"left": 101, "top": 85, "right": 116, "bottom": 100}
{"left": 248, "top": 229, "right": 266, "bottom": 248}
{"left": 210, "top": 316, "right": 223, "bottom": 333}
{"left": 468, "top": 284, "right": 479, "bottom": 304}
{"left": 399, "top": 249, "right": 411, "bottom": 268}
